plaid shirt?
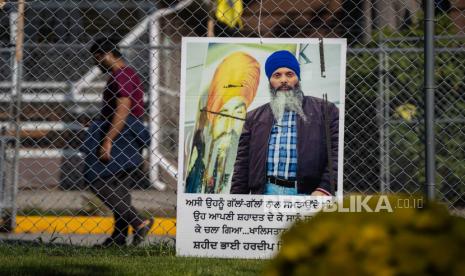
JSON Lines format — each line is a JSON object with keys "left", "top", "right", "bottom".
{"left": 267, "top": 110, "right": 297, "bottom": 180}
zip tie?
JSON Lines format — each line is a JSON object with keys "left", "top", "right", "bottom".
{"left": 319, "top": 38, "right": 326, "bottom": 78}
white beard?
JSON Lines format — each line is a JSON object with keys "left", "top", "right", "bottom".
{"left": 269, "top": 84, "right": 306, "bottom": 122}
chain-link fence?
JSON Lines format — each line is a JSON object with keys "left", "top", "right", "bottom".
{"left": 0, "top": 0, "right": 464, "bottom": 247}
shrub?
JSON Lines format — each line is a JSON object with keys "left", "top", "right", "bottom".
{"left": 266, "top": 196, "right": 465, "bottom": 276}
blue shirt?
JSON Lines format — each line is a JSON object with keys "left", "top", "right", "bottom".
{"left": 267, "top": 110, "right": 298, "bottom": 180}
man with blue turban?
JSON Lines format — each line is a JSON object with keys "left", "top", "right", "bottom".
{"left": 231, "top": 50, "right": 339, "bottom": 196}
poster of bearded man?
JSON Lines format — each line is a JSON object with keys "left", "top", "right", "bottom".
{"left": 180, "top": 38, "right": 346, "bottom": 196}
{"left": 177, "top": 37, "right": 346, "bottom": 259}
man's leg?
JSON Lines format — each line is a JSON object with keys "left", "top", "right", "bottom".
{"left": 92, "top": 170, "right": 153, "bottom": 246}
{"left": 116, "top": 170, "right": 154, "bottom": 246}
{"left": 112, "top": 216, "right": 129, "bottom": 242}
{"left": 112, "top": 170, "right": 144, "bottom": 229}
{"left": 91, "top": 172, "right": 134, "bottom": 245}
{"left": 120, "top": 171, "right": 154, "bottom": 246}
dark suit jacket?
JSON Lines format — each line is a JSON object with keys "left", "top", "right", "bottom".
{"left": 230, "top": 96, "right": 339, "bottom": 194}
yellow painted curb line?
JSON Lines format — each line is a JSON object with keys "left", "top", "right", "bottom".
{"left": 15, "top": 216, "right": 176, "bottom": 236}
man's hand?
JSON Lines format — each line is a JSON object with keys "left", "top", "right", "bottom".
{"left": 310, "top": 190, "right": 328, "bottom": 196}
{"left": 99, "top": 139, "right": 112, "bottom": 162}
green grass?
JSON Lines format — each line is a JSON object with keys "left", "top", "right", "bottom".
{"left": 0, "top": 242, "right": 267, "bottom": 275}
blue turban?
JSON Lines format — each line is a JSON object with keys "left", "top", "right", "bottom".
{"left": 265, "top": 50, "right": 300, "bottom": 80}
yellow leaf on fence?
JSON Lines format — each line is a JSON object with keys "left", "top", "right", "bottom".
{"left": 395, "top": 103, "right": 417, "bottom": 122}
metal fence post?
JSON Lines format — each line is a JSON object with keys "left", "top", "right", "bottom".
{"left": 9, "top": 0, "right": 25, "bottom": 231}
{"left": 424, "top": 0, "right": 436, "bottom": 200}
{"left": 0, "top": 137, "right": 6, "bottom": 221}
{"left": 378, "top": 35, "right": 386, "bottom": 194}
